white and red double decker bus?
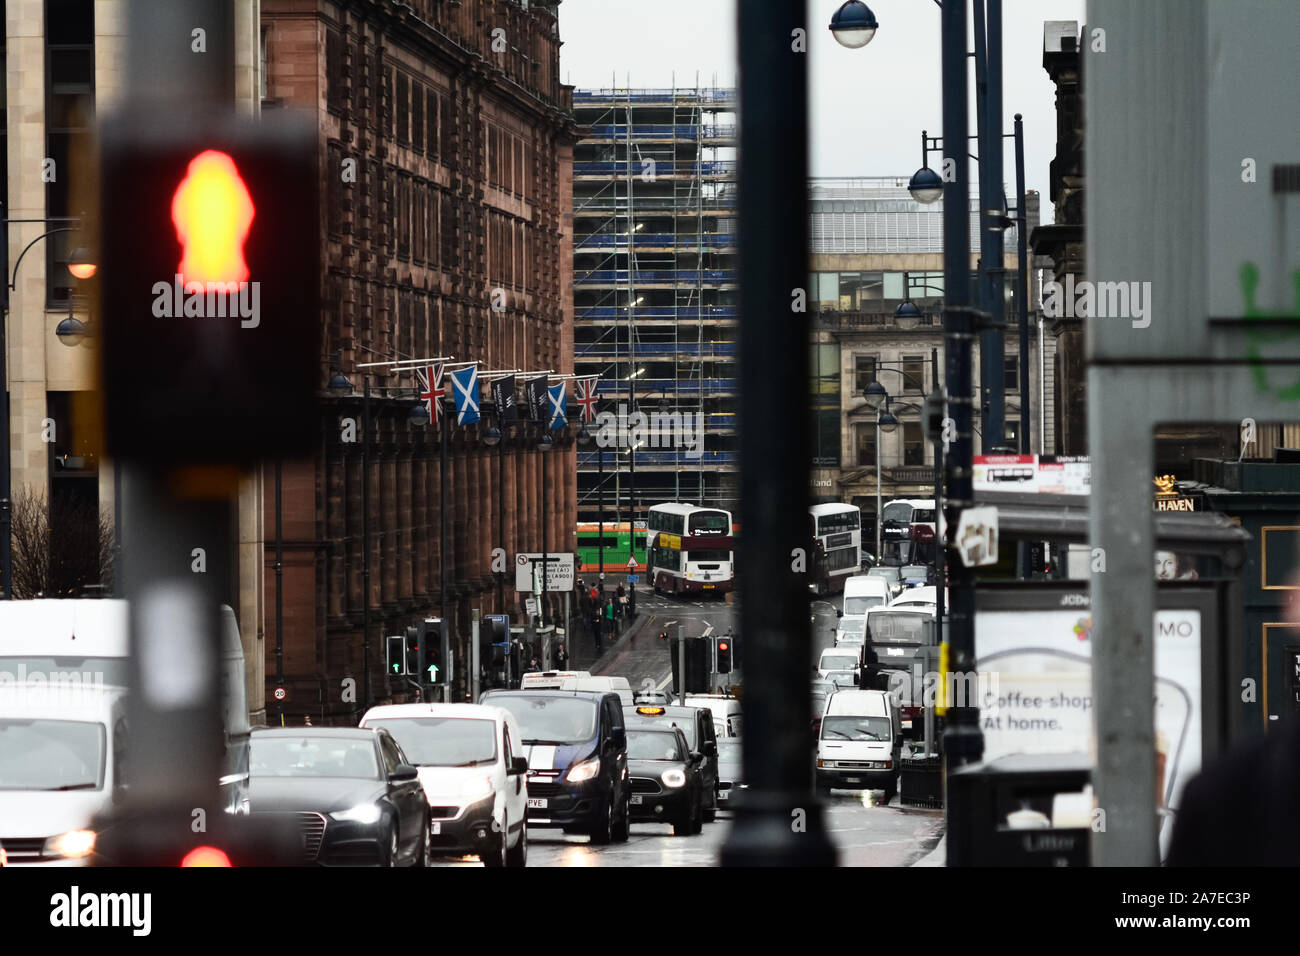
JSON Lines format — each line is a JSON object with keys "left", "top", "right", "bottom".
{"left": 646, "top": 503, "right": 734, "bottom": 597}
{"left": 809, "top": 502, "right": 862, "bottom": 595}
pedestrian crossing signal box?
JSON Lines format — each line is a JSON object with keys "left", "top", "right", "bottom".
{"left": 97, "top": 110, "right": 320, "bottom": 465}
{"left": 669, "top": 637, "right": 710, "bottom": 696}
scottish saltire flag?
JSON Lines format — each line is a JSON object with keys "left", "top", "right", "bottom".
{"left": 525, "top": 376, "right": 549, "bottom": 422}
{"left": 415, "top": 363, "right": 445, "bottom": 425}
{"left": 548, "top": 382, "right": 567, "bottom": 430}
{"left": 450, "top": 364, "right": 480, "bottom": 425}
{"left": 574, "top": 376, "right": 599, "bottom": 423}
{"left": 492, "top": 374, "right": 519, "bottom": 423}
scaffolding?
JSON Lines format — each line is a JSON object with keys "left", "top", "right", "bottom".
{"left": 573, "top": 80, "right": 737, "bottom": 521}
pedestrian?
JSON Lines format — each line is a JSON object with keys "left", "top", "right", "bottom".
{"left": 555, "top": 643, "right": 569, "bottom": 670}
{"left": 617, "top": 584, "right": 628, "bottom": 621}
{"left": 526, "top": 657, "right": 541, "bottom": 674}
{"left": 589, "top": 582, "right": 599, "bottom": 604}
{"left": 603, "top": 598, "right": 615, "bottom": 642}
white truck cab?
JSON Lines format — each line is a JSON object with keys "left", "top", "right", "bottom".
{"left": 815, "top": 689, "right": 902, "bottom": 799}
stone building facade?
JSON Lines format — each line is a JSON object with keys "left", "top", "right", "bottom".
{"left": 261, "top": 0, "right": 576, "bottom": 722}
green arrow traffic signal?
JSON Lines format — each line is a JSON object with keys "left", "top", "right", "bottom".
{"left": 428, "top": 664, "right": 439, "bottom": 680}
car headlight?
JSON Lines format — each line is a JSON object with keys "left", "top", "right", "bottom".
{"left": 661, "top": 769, "right": 686, "bottom": 788}
{"left": 330, "top": 803, "right": 383, "bottom": 824}
{"left": 566, "top": 756, "right": 602, "bottom": 783}
{"left": 818, "top": 760, "right": 835, "bottom": 769}
{"left": 44, "top": 829, "right": 96, "bottom": 860}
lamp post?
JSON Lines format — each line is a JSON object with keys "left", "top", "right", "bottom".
{"left": 833, "top": 0, "right": 981, "bottom": 864}
{"left": 875, "top": 406, "right": 899, "bottom": 559}
{"left": 0, "top": 217, "right": 94, "bottom": 601}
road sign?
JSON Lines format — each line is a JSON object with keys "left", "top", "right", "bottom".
{"left": 514, "top": 553, "right": 575, "bottom": 592}
{"left": 524, "top": 597, "right": 539, "bottom": 618}
{"left": 633, "top": 520, "right": 647, "bottom": 530}
{"left": 628, "top": 575, "right": 639, "bottom": 584}
{"left": 627, "top": 556, "right": 639, "bottom": 569}
{"left": 273, "top": 687, "right": 286, "bottom": 701}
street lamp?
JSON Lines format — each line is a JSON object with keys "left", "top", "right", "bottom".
{"left": 67, "top": 247, "right": 97, "bottom": 280}
{"left": 55, "top": 316, "right": 89, "bottom": 347}
{"left": 863, "top": 380, "right": 888, "bottom": 412}
{"left": 907, "top": 166, "right": 944, "bottom": 205}
{"left": 829, "top": 0, "right": 878, "bottom": 49}
{"left": 873, "top": 402, "right": 898, "bottom": 565}
{"left": 893, "top": 300, "right": 923, "bottom": 331}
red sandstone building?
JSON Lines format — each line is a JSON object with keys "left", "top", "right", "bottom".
{"left": 261, "top": 0, "right": 576, "bottom": 722}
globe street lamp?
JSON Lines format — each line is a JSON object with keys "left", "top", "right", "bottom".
{"left": 829, "top": 0, "right": 878, "bottom": 49}
{"left": 907, "top": 165, "right": 944, "bottom": 205}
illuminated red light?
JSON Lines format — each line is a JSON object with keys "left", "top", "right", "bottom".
{"left": 171, "top": 149, "right": 255, "bottom": 285}
{"left": 181, "top": 845, "right": 233, "bottom": 867}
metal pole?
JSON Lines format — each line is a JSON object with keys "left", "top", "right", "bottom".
{"left": 497, "top": 431, "right": 505, "bottom": 614}
{"left": 542, "top": 430, "right": 549, "bottom": 628}
{"left": 363, "top": 376, "right": 372, "bottom": 708}
{"left": 1014, "top": 114, "right": 1030, "bottom": 454}
{"left": 721, "top": 0, "right": 835, "bottom": 866}
{"left": 973, "top": 0, "right": 1005, "bottom": 451}
{"left": 876, "top": 413, "right": 883, "bottom": 560}
{"left": 678, "top": 622, "right": 686, "bottom": 705}
{"left": 942, "top": 0, "right": 983, "bottom": 867}
{"left": 275, "top": 458, "right": 283, "bottom": 712}
{"left": 471, "top": 609, "right": 481, "bottom": 704}
{"left": 598, "top": 445, "right": 605, "bottom": 576}
{"left": 931, "top": 348, "right": 945, "bottom": 652}
{"left": 440, "top": 400, "right": 448, "bottom": 697}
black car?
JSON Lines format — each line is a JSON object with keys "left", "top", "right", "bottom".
{"left": 623, "top": 704, "right": 719, "bottom": 821}
{"left": 480, "top": 689, "right": 630, "bottom": 844}
{"left": 246, "top": 727, "right": 430, "bottom": 866}
{"left": 625, "top": 727, "right": 705, "bottom": 835}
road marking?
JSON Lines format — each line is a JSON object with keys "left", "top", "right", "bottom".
{"left": 656, "top": 672, "right": 674, "bottom": 691}
{"left": 701, "top": 623, "right": 714, "bottom": 637}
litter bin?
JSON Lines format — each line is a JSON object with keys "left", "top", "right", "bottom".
{"left": 947, "top": 752, "right": 1092, "bottom": 866}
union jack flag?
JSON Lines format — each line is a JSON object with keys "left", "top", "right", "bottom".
{"left": 414, "top": 363, "right": 445, "bottom": 425}
{"left": 574, "top": 376, "right": 600, "bottom": 423}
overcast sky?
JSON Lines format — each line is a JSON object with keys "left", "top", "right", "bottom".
{"left": 558, "top": 0, "right": 1087, "bottom": 223}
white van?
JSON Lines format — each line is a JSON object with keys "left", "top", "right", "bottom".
{"left": 519, "top": 670, "right": 591, "bottom": 691}
{"left": 560, "top": 675, "right": 633, "bottom": 707}
{"left": 0, "top": 681, "right": 130, "bottom": 864}
{"left": 685, "top": 694, "right": 742, "bottom": 738}
{"left": 842, "top": 576, "right": 891, "bottom": 617}
{"left": 359, "top": 702, "right": 530, "bottom": 867}
{"left": 816, "top": 689, "right": 901, "bottom": 799}
{"left": 817, "top": 646, "right": 861, "bottom": 680}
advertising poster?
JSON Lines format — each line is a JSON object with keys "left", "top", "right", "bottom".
{"left": 975, "top": 606, "right": 1202, "bottom": 850}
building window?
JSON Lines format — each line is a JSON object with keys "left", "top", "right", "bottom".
{"left": 903, "top": 421, "right": 925, "bottom": 466}
{"left": 855, "top": 355, "right": 877, "bottom": 396}
{"left": 902, "top": 355, "right": 926, "bottom": 392}
{"left": 1004, "top": 355, "right": 1019, "bottom": 391}
{"left": 427, "top": 88, "right": 439, "bottom": 157}
{"left": 259, "top": 26, "right": 269, "bottom": 100}
{"left": 325, "top": 30, "right": 342, "bottom": 111}
{"left": 810, "top": 343, "right": 840, "bottom": 467}
{"left": 412, "top": 83, "right": 423, "bottom": 154}
{"left": 396, "top": 174, "right": 410, "bottom": 261}
{"left": 1004, "top": 421, "right": 1020, "bottom": 449}
{"left": 396, "top": 73, "right": 409, "bottom": 145}
{"left": 45, "top": 0, "right": 94, "bottom": 308}
{"left": 856, "top": 423, "right": 877, "bottom": 468}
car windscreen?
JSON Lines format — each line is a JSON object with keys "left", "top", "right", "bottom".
{"left": 868, "top": 614, "right": 927, "bottom": 644}
{"left": 0, "top": 719, "right": 105, "bottom": 791}
{"left": 843, "top": 595, "right": 885, "bottom": 615}
{"left": 820, "top": 716, "right": 891, "bottom": 742}
{"left": 820, "top": 653, "right": 858, "bottom": 671}
{"left": 365, "top": 717, "right": 497, "bottom": 767}
{"left": 838, "top": 618, "right": 866, "bottom": 637}
{"left": 866, "top": 568, "right": 899, "bottom": 582}
{"left": 627, "top": 729, "right": 684, "bottom": 761}
{"left": 0, "top": 657, "right": 129, "bottom": 687}
{"left": 630, "top": 714, "right": 698, "bottom": 748}
{"left": 250, "top": 736, "right": 380, "bottom": 779}
{"left": 489, "top": 696, "right": 598, "bottom": 745}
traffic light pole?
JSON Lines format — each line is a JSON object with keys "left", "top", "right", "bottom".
{"left": 721, "top": 0, "right": 836, "bottom": 867}
{"left": 362, "top": 375, "right": 372, "bottom": 708}
{"left": 941, "top": 0, "right": 984, "bottom": 866}
{"left": 440, "top": 402, "right": 449, "bottom": 699}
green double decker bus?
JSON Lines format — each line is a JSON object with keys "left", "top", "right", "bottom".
{"left": 575, "top": 522, "right": 646, "bottom": 573}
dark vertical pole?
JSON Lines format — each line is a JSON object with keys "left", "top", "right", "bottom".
{"left": 944, "top": 0, "right": 983, "bottom": 866}
{"left": 987, "top": 0, "right": 1006, "bottom": 446}
{"left": 598, "top": 446, "right": 605, "bottom": 576}
{"left": 362, "top": 377, "right": 372, "bottom": 708}
{"left": 931, "top": 348, "right": 944, "bottom": 651}
{"left": 542, "top": 429, "right": 549, "bottom": 627}
{"left": 1013, "top": 113, "right": 1032, "bottom": 580}
{"left": 973, "top": 0, "right": 1004, "bottom": 451}
{"left": 440, "top": 400, "right": 448, "bottom": 694}
{"left": 1014, "top": 113, "right": 1030, "bottom": 453}
{"left": 721, "top": 0, "right": 835, "bottom": 866}
{"left": 275, "top": 458, "right": 283, "bottom": 711}
{"left": 497, "top": 425, "right": 505, "bottom": 614}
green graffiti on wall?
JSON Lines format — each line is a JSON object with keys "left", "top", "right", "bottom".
{"left": 1241, "top": 261, "right": 1300, "bottom": 399}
